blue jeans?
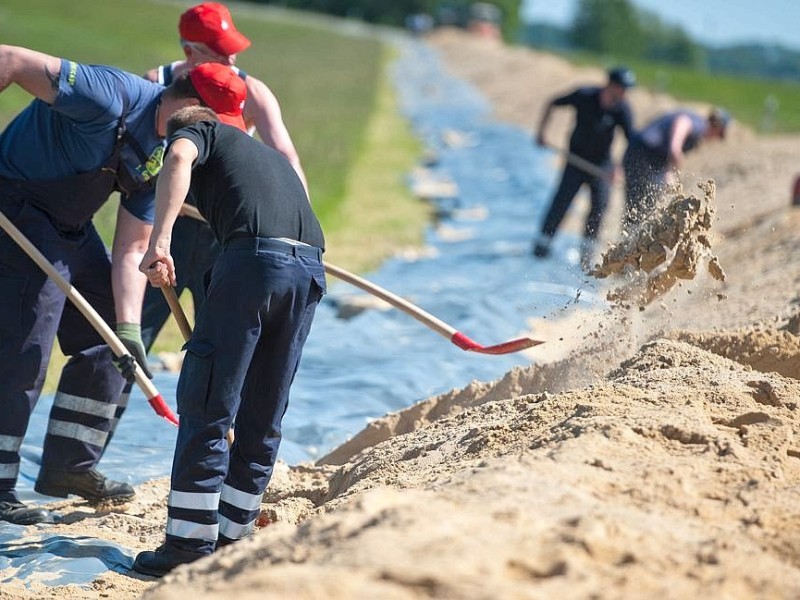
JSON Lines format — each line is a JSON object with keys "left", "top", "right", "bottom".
{"left": 0, "top": 198, "right": 124, "bottom": 497}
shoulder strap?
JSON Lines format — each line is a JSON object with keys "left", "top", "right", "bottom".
{"left": 114, "top": 83, "right": 151, "bottom": 164}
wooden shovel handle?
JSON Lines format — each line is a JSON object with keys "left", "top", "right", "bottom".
{"left": 161, "top": 286, "right": 193, "bottom": 342}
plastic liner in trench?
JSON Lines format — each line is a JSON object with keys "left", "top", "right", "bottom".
{"left": 4, "top": 36, "right": 605, "bottom": 586}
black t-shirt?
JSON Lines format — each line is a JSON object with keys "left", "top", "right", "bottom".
{"left": 554, "top": 86, "right": 633, "bottom": 164}
{"left": 171, "top": 121, "right": 325, "bottom": 250}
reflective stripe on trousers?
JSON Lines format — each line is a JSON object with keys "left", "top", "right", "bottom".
{"left": 0, "top": 197, "right": 126, "bottom": 493}
{"left": 164, "top": 240, "right": 325, "bottom": 555}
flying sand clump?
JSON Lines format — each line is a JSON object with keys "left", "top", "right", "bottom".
{"left": 591, "top": 180, "right": 726, "bottom": 307}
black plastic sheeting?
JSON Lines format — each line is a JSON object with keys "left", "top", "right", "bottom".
{"left": 3, "top": 35, "right": 605, "bottom": 587}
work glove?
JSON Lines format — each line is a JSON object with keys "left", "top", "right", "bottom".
{"left": 113, "top": 322, "right": 153, "bottom": 383}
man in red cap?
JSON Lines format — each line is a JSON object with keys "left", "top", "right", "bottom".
{"left": 132, "top": 104, "right": 324, "bottom": 576}
{"left": 0, "top": 43, "right": 246, "bottom": 525}
{"left": 144, "top": 2, "right": 306, "bottom": 189}
{"left": 129, "top": 3, "right": 309, "bottom": 399}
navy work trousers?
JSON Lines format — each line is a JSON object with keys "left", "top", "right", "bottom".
{"left": 140, "top": 215, "right": 219, "bottom": 350}
{"left": 165, "top": 237, "right": 325, "bottom": 555}
{"left": 0, "top": 199, "right": 124, "bottom": 499}
{"left": 539, "top": 163, "right": 610, "bottom": 240}
{"left": 111, "top": 216, "right": 220, "bottom": 439}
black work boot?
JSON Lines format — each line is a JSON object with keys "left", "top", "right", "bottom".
{"left": 35, "top": 468, "right": 134, "bottom": 503}
{"left": 132, "top": 544, "right": 207, "bottom": 577}
{"left": 0, "top": 500, "right": 56, "bottom": 525}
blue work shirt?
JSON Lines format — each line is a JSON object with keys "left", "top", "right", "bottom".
{"left": 0, "top": 59, "right": 165, "bottom": 222}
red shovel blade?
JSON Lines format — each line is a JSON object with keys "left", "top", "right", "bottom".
{"left": 148, "top": 394, "right": 179, "bottom": 426}
{"left": 450, "top": 332, "right": 544, "bottom": 355}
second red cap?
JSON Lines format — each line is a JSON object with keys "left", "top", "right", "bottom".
{"left": 188, "top": 63, "right": 247, "bottom": 131}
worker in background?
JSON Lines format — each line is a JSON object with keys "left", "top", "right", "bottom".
{"left": 623, "top": 107, "right": 730, "bottom": 227}
{"left": 532, "top": 67, "right": 636, "bottom": 270}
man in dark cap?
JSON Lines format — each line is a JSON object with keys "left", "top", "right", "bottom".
{"left": 532, "top": 67, "right": 636, "bottom": 270}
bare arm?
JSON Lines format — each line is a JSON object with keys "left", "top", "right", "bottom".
{"left": 142, "top": 67, "right": 159, "bottom": 82}
{"left": 243, "top": 76, "right": 309, "bottom": 196}
{"left": 667, "top": 114, "right": 693, "bottom": 170}
{"left": 0, "top": 44, "right": 62, "bottom": 103}
{"left": 112, "top": 206, "right": 153, "bottom": 325}
{"left": 139, "top": 138, "right": 198, "bottom": 288}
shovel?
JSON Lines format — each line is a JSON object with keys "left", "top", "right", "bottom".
{"left": 324, "top": 263, "right": 543, "bottom": 354}
{"left": 542, "top": 142, "right": 614, "bottom": 183}
{"left": 0, "top": 209, "right": 178, "bottom": 425}
{"left": 179, "top": 204, "right": 543, "bottom": 355}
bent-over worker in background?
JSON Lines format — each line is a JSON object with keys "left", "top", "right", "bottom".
{"left": 623, "top": 107, "right": 730, "bottom": 227}
{"left": 133, "top": 105, "right": 325, "bottom": 577}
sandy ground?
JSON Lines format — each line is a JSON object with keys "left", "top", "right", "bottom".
{"left": 5, "top": 28, "right": 800, "bottom": 599}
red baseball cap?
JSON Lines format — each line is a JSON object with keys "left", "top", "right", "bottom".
{"left": 179, "top": 2, "right": 251, "bottom": 56}
{"left": 189, "top": 63, "right": 247, "bottom": 131}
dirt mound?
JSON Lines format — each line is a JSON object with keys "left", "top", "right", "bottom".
{"left": 141, "top": 339, "right": 800, "bottom": 599}
{"left": 670, "top": 326, "right": 800, "bottom": 379}
{"left": 592, "top": 180, "right": 726, "bottom": 307}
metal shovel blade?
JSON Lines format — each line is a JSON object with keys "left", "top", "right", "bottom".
{"left": 451, "top": 332, "right": 544, "bottom": 355}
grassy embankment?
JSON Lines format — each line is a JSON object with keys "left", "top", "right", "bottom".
{"left": 0, "top": 1, "right": 428, "bottom": 392}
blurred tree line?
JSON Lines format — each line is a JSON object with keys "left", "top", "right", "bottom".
{"left": 569, "top": 0, "right": 703, "bottom": 67}
{"left": 248, "top": 0, "right": 521, "bottom": 41}
{"left": 524, "top": 0, "right": 800, "bottom": 81}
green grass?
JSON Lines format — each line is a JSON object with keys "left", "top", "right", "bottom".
{"left": 0, "top": 0, "right": 425, "bottom": 388}
{"left": 562, "top": 51, "right": 800, "bottom": 133}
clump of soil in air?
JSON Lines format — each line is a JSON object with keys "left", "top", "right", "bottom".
{"left": 591, "top": 180, "right": 726, "bottom": 307}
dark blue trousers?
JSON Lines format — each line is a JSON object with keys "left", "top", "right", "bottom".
{"left": 111, "top": 216, "right": 220, "bottom": 441}
{"left": 140, "top": 216, "right": 220, "bottom": 350}
{"left": 0, "top": 199, "right": 124, "bottom": 500}
{"left": 540, "top": 163, "right": 610, "bottom": 240}
{"left": 164, "top": 237, "right": 325, "bottom": 555}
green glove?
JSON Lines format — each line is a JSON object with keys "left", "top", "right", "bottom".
{"left": 114, "top": 322, "right": 153, "bottom": 381}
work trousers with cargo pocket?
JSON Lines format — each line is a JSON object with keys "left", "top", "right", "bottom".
{"left": 109, "top": 214, "right": 220, "bottom": 453}
{"left": 164, "top": 237, "right": 325, "bottom": 556}
{"left": 0, "top": 198, "right": 126, "bottom": 501}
